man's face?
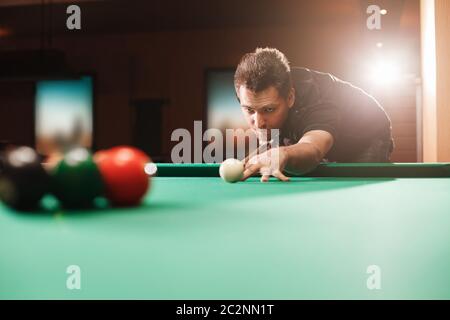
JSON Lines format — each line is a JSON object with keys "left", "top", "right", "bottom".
{"left": 238, "top": 85, "right": 295, "bottom": 140}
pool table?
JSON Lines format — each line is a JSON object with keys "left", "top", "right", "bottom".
{"left": 1, "top": 163, "right": 450, "bottom": 299}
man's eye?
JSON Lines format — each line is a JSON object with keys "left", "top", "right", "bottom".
{"left": 246, "top": 108, "right": 255, "bottom": 114}
{"left": 265, "top": 108, "right": 274, "bottom": 113}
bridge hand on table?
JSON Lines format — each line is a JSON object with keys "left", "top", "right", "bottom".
{"left": 241, "top": 147, "right": 290, "bottom": 182}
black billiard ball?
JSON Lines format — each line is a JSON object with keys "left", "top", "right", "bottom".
{"left": 50, "top": 147, "right": 104, "bottom": 209}
{"left": 0, "top": 146, "right": 50, "bottom": 211}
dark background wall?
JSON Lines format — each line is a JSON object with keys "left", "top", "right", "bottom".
{"left": 0, "top": 0, "right": 420, "bottom": 162}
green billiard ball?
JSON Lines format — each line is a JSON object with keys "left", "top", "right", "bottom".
{"left": 50, "top": 148, "right": 104, "bottom": 209}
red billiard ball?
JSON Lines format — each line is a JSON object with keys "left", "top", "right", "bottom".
{"left": 94, "top": 146, "right": 151, "bottom": 207}
{"left": 108, "top": 146, "right": 150, "bottom": 164}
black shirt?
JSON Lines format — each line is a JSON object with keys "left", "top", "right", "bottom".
{"left": 280, "top": 67, "right": 392, "bottom": 162}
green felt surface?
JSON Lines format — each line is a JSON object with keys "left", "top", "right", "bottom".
{"left": 1, "top": 164, "right": 450, "bottom": 299}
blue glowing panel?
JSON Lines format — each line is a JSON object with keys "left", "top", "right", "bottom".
{"left": 207, "top": 71, "right": 248, "bottom": 130}
{"left": 35, "top": 76, "right": 93, "bottom": 155}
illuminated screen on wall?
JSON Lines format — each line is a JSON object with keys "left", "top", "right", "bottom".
{"left": 35, "top": 76, "right": 93, "bottom": 155}
{"left": 206, "top": 70, "right": 248, "bottom": 131}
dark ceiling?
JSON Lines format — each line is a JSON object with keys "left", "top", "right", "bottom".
{"left": 0, "top": 0, "right": 417, "bottom": 39}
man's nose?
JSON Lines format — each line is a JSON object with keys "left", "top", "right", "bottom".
{"left": 253, "top": 113, "right": 267, "bottom": 129}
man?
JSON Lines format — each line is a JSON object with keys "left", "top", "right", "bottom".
{"left": 234, "top": 47, "right": 394, "bottom": 182}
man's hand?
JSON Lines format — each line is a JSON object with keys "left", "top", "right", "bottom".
{"left": 241, "top": 147, "right": 290, "bottom": 182}
{"left": 240, "top": 130, "right": 334, "bottom": 182}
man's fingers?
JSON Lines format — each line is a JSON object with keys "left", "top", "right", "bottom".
{"left": 241, "top": 154, "right": 289, "bottom": 183}
{"left": 273, "top": 170, "right": 290, "bottom": 182}
{"left": 241, "top": 163, "right": 263, "bottom": 181}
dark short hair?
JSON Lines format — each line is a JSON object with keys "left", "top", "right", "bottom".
{"left": 234, "top": 47, "right": 292, "bottom": 100}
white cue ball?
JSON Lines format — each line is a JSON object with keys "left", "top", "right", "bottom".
{"left": 219, "top": 158, "right": 244, "bottom": 183}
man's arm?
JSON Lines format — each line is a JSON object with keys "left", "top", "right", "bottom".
{"left": 283, "top": 130, "right": 334, "bottom": 175}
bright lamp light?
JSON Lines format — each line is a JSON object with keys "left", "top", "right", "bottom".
{"left": 368, "top": 59, "right": 402, "bottom": 86}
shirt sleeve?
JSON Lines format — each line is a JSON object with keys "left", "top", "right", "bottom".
{"left": 300, "top": 102, "right": 341, "bottom": 141}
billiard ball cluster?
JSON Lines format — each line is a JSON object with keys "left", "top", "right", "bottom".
{"left": 0, "top": 145, "right": 152, "bottom": 211}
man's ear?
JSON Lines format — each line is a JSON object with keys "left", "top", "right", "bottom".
{"left": 287, "top": 87, "right": 295, "bottom": 108}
